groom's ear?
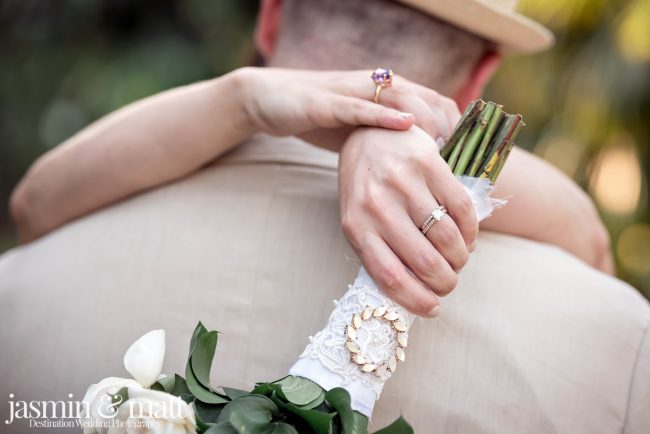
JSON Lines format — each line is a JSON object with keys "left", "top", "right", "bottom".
{"left": 454, "top": 51, "right": 502, "bottom": 110}
{"left": 255, "top": 0, "right": 284, "bottom": 60}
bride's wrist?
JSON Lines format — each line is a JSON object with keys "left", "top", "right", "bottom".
{"left": 206, "top": 67, "right": 263, "bottom": 146}
{"left": 226, "top": 67, "right": 266, "bottom": 136}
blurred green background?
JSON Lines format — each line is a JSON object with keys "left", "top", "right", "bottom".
{"left": 0, "top": 0, "right": 648, "bottom": 298}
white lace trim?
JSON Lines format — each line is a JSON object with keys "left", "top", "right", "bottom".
{"left": 296, "top": 280, "right": 411, "bottom": 397}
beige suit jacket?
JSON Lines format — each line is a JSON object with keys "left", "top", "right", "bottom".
{"left": 0, "top": 135, "right": 648, "bottom": 433}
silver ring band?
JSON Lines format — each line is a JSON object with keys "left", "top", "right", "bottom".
{"left": 421, "top": 206, "right": 447, "bottom": 235}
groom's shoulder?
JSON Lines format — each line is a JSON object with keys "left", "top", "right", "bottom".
{"left": 480, "top": 232, "right": 650, "bottom": 430}
{"left": 377, "top": 231, "right": 650, "bottom": 432}
{"left": 479, "top": 231, "right": 649, "bottom": 312}
{"left": 472, "top": 231, "right": 650, "bottom": 337}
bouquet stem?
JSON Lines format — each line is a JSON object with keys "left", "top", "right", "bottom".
{"left": 452, "top": 102, "right": 497, "bottom": 175}
{"left": 443, "top": 99, "right": 524, "bottom": 181}
{"left": 467, "top": 104, "right": 503, "bottom": 177}
{"left": 446, "top": 129, "right": 468, "bottom": 170}
{"left": 440, "top": 99, "right": 485, "bottom": 160}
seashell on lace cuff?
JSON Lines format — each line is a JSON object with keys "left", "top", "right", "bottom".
{"left": 288, "top": 267, "right": 414, "bottom": 417}
{"left": 345, "top": 304, "right": 408, "bottom": 380}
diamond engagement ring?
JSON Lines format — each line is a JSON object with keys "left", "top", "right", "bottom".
{"left": 421, "top": 206, "right": 448, "bottom": 235}
{"left": 371, "top": 68, "right": 393, "bottom": 104}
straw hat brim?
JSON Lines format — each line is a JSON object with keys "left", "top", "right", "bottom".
{"left": 396, "top": 0, "right": 554, "bottom": 54}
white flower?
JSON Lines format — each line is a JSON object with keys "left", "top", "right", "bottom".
{"left": 114, "top": 387, "right": 197, "bottom": 434}
{"left": 81, "top": 377, "right": 142, "bottom": 434}
{"left": 124, "top": 330, "right": 166, "bottom": 388}
{"left": 81, "top": 329, "right": 196, "bottom": 434}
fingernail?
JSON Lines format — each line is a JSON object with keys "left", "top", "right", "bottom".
{"left": 426, "top": 306, "right": 442, "bottom": 318}
{"left": 435, "top": 137, "right": 445, "bottom": 150}
{"left": 398, "top": 112, "right": 413, "bottom": 119}
{"left": 470, "top": 241, "right": 477, "bottom": 252}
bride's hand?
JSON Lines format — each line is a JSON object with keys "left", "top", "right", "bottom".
{"left": 338, "top": 126, "right": 478, "bottom": 317}
{"left": 236, "top": 67, "right": 459, "bottom": 150}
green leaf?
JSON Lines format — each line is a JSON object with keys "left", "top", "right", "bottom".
{"left": 193, "top": 402, "right": 212, "bottom": 433}
{"left": 189, "top": 322, "right": 209, "bottom": 358}
{"left": 186, "top": 361, "right": 229, "bottom": 404}
{"left": 172, "top": 374, "right": 192, "bottom": 397}
{"left": 217, "top": 395, "right": 279, "bottom": 433}
{"left": 110, "top": 387, "right": 129, "bottom": 410}
{"left": 312, "top": 402, "right": 332, "bottom": 413}
{"left": 179, "top": 393, "right": 196, "bottom": 404}
{"left": 150, "top": 382, "right": 164, "bottom": 392}
{"left": 191, "top": 331, "right": 220, "bottom": 390}
{"left": 194, "top": 400, "right": 226, "bottom": 424}
{"left": 259, "top": 422, "right": 299, "bottom": 434}
{"left": 251, "top": 383, "right": 278, "bottom": 397}
{"left": 325, "top": 388, "right": 367, "bottom": 434}
{"left": 203, "top": 421, "right": 239, "bottom": 434}
{"left": 185, "top": 323, "right": 229, "bottom": 404}
{"left": 296, "top": 390, "right": 325, "bottom": 410}
{"left": 152, "top": 375, "right": 176, "bottom": 394}
{"left": 267, "top": 375, "right": 290, "bottom": 384}
{"left": 351, "top": 412, "right": 369, "bottom": 434}
{"left": 271, "top": 393, "right": 335, "bottom": 434}
{"left": 222, "top": 387, "right": 250, "bottom": 400}
{"left": 372, "top": 416, "right": 414, "bottom": 434}
{"left": 274, "top": 376, "right": 324, "bottom": 406}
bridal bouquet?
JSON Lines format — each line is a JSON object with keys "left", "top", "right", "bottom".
{"left": 81, "top": 100, "right": 522, "bottom": 434}
{"left": 80, "top": 324, "right": 408, "bottom": 434}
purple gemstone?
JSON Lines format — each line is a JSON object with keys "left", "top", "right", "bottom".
{"left": 372, "top": 68, "right": 392, "bottom": 86}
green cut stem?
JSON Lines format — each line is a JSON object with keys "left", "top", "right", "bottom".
{"left": 446, "top": 129, "right": 469, "bottom": 171}
{"left": 489, "top": 140, "right": 515, "bottom": 183}
{"left": 440, "top": 100, "right": 485, "bottom": 159}
{"left": 468, "top": 104, "right": 503, "bottom": 177}
{"left": 479, "top": 114, "right": 522, "bottom": 179}
{"left": 453, "top": 102, "right": 497, "bottom": 176}
{"left": 441, "top": 99, "right": 524, "bottom": 184}
{"left": 488, "top": 119, "right": 524, "bottom": 182}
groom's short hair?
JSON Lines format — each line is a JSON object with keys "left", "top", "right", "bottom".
{"left": 274, "top": 0, "right": 491, "bottom": 94}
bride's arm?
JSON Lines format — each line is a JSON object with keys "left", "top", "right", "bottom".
{"left": 11, "top": 68, "right": 453, "bottom": 243}
{"left": 11, "top": 71, "right": 252, "bottom": 243}
{"left": 481, "top": 146, "right": 613, "bottom": 273}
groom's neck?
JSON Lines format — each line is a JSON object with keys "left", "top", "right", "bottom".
{"left": 266, "top": 50, "right": 459, "bottom": 98}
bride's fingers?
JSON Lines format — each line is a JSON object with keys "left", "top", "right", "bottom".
{"left": 418, "top": 206, "right": 469, "bottom": 273}
{"left": 358, "top": 231, "right": 442, "bottom": 317}
{"left": 387, "top": 93, "right": 449, "bottom": 140}
{"left": 339, "top": 72, "right": 452, "bottom": 139}
{"left": 327, "top": 96, "right": 414, "bottom": 131}
{"left": 401, "top": 184, "right": 470, "bottom": 273}
{"left": 439, "top": 97, "right": 461, "bottom": 132}
{"left": 376, "top": 204, "right": 460, "bottom": 296}
{"left": 425, "top": 156, "right": 479, "bottom": 248}
{"left": 412, "top": 84, "right": 459, "bottom": 139}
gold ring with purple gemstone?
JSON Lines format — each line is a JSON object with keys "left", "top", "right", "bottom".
{"left": 371, "top": 68, "right": 393, "bottom": 104}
